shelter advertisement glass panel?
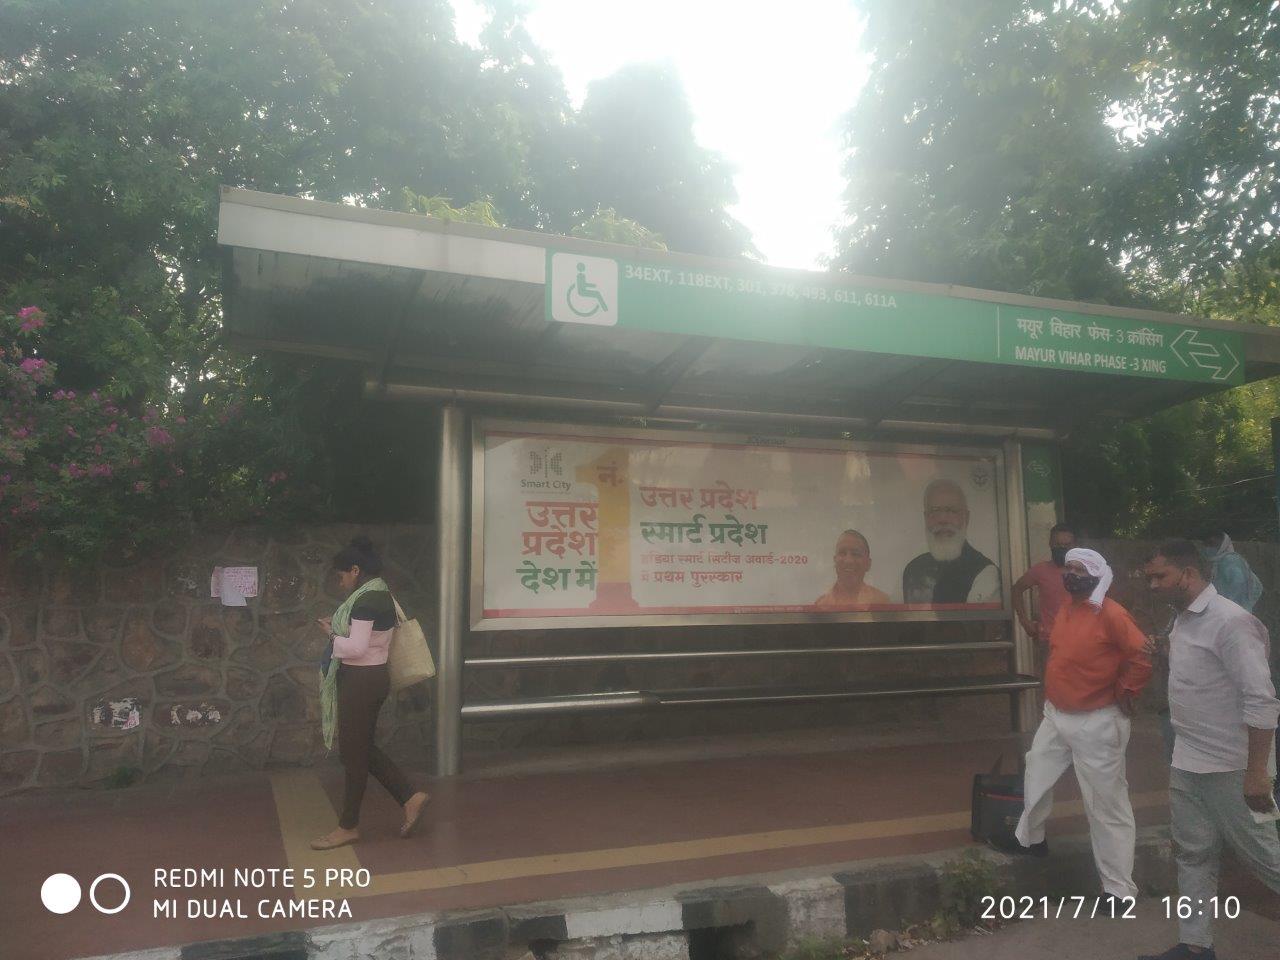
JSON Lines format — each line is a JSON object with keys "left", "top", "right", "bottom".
{"left": 472, "top": 421, "right": 1010, "bottom": 629}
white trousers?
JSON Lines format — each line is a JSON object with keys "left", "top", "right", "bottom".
{"left": 1015, "top": 701, "right": 1138, "bottom": 898}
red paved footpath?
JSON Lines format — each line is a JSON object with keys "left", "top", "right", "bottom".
{"left": 0, "top": 725, "right": 1172, "bottom": 960}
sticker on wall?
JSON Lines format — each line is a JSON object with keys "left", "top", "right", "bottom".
{"left": 167, "top": 703, "right": 223, "bottom": 727}
{"left": 90, "top": 698, "right": 141, "bottom": 730}
{"left": 210, "top": 566, "right": 258, "bottom": 607}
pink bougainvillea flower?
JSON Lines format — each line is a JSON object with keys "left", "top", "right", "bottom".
{"left": 19, "top": 357, "right": 45, "bottom": 374}
{"left": 17, "top": 306, "right": 41, "bottom": 320}
{"left": 146, "top": 426, "right": 175, "bottom": 447}
{"left": 53, "top": 389, "right": 66, "bottom": 400}
{"left": 20, "top": 315, "right": 46, "bottom": 333}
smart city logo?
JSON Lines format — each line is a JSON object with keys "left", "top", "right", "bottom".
{"left": 549, "top": 253, "right": 619, "bottom": 327}
{"left": 42, "top": 872, "right": 131, "bottom": 915}
{"left": 528, "top": 448, "right": 564, "bottom": 480}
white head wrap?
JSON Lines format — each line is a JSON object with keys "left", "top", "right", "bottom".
{"left": 1064, "top": 547, "right": 1112, "bottom": 610}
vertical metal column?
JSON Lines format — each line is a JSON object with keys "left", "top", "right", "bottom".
{"left": 435, "top": 404, "right": 467, "bottom": 777}
{"left": 1272, "top": 417, "right": 1280, "bottom": 539}
{"left": 1002, "top": 438, "right": 1038, "bottom": 734}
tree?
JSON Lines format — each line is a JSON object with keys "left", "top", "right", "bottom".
{"left": 1110, "top": 0, "right": 1280, "bottom": 289}
{"left": 834, "top": 0, "right": 1141, "bottom": 303}
{"left": 836, "top": 0, "right": 1280, "bottom": 539}
{"left": 0, "top": 1, "right": 751, "bottom": 557}
{"left": 557, "top": 63, "right": 755, "bottom": 259}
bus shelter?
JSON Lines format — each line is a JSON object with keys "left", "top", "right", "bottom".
{"left": 216, "top": 187, "right": 1280, "bottom": 777}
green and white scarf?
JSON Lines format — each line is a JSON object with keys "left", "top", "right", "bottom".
{"left": 320, "top": 577, "right": 390, "bottom": 751}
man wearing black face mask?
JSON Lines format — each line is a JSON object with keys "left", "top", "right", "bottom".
{"left": 1139, "top": 540, "right": 1279, "bottom": 960}
{"left": 1012, "top": 548, "right": 1152, "bottom": 906}
{"left": 1013, "top": 524, "right": 1078, "bottom": 669}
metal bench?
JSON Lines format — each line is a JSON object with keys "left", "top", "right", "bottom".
{"left": 461, "top": 641, "right": 1039, "bottom": 719}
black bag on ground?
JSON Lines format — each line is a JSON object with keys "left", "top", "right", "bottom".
{"left": 970, "top": 755, "right": 1024, "bottom": 845}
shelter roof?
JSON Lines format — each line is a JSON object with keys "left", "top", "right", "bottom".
{"left": 217, "top": 187, "right": 1280, "bottom": 438}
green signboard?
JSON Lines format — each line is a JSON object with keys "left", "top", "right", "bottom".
{"left": 545, "top": 250, "right": 1244, "bottom": 385}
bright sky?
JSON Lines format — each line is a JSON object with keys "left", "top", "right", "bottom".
{"left": 451, "top": 1, "right": 870, "bottom": 270}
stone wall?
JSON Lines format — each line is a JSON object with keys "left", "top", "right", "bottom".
{"left": 0, "top": 525, "right": 436, "bottom": 796}
{"left": 6, "top": 527, "right": 1273, "bottom": 796}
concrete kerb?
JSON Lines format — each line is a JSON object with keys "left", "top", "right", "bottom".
{"left": 76, "top": 829, "right": 1175, "bottom": 960}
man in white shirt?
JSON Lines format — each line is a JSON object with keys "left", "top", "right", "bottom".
{"left": 1139, "top": 540, "right": 1280, "bottom": 960}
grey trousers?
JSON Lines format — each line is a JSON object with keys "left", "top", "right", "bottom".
{"left": 1169, "top": 767, "right": 1280, "bottom": 947}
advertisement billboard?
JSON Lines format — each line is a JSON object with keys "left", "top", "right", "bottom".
{"left": 472, "top": 421, "right": 1010, "bottom": 629}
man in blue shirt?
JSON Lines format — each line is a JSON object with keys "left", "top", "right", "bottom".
{"left": 1200, "top": 532, "right": 1262, "bottom": 612}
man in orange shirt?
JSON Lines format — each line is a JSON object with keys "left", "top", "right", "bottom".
{"left": 1012, "top": 548, "right": 1153, "bottom": 903}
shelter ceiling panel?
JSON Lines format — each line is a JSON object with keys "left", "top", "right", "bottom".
{"left": 224, "top": 250, "right": 417, "bottom": 347}
{"left": 678, "top": 340, "right": 927, "bottom": 394}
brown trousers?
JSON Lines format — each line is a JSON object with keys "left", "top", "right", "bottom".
{"left": 337, "top": 662, "right": 413, "bottom": 828}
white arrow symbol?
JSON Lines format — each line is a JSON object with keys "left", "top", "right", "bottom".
{"left": 1170, "top": 330, "right": 1239, "bottom": 381}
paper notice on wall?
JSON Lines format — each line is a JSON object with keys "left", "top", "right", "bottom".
{"left": 210, "top": 566, "right": 258, "bottom": 607}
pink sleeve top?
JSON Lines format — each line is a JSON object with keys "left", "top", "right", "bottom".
{"left": 331, "top": 620, "right": 394, "bottom": 666}
{"left": 331, "top": 588, "right": 397, "bottom": 666}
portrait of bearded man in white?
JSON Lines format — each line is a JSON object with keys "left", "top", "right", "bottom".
{"left": 902, "top": 478, "right": 1000, "bottom": 604}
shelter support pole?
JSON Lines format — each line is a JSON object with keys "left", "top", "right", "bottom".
{"left": 1002, "top": 438, "right": 1038, "bottom": 734}
{"left": 1272, "top": 417, "right": 1280, "bottom": 538}
{"left": 435, "top": 404, "right": 468, "bottom": 777}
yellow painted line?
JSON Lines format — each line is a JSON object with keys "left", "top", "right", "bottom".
{"left": 270, "top": 770, "right": 363, "bottom": 896}
{"left": 270, "top": 772, "right": 1166, "bottom": 898}
{"left": 338, "top": 788, "right": 1170, "bottom": 898}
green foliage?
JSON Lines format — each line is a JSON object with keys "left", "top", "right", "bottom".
{"left": 571, "top": 208, "right": 668, "bottom": 250}
{"left": 0, "top": 303, "right": 317, "bottom": 560}
{"left": 554, "top": 63, "right": 755, "bottom": 258}
{"left": 838, "top": 0, "right": 1280, "bottom": 538}
{"left": 931, "top": 850, "right": 1003, "bottom": 938}
{"left": 0, "top": 1, "right": 750, "bottom": 557}
{"left": 396, "top": 189, "right": 502, "bottom": 227}
{"left": 772, "top": 937, "right": 862, "bottom": 960}
{"left": 1111, "top": 0, "right": 1280, "bottom": 285}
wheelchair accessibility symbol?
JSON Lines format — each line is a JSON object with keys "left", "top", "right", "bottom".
{"left": 549, "top": 252, "right": 619, "bottom": 326}
{"left": 566, "top": 262, "right": 609, "bottom": 318}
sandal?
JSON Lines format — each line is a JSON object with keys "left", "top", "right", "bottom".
{"left": 309, "top": 827, "right": 360, "bottom": 850}
{"left": 400, "top": 791, "right": 430, "bottom": 838}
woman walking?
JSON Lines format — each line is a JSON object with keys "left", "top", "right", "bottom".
{"left": 311, "top": 536, "right": 429, "bottom": 850}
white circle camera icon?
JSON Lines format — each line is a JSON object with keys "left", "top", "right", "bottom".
{"left": 42, "top": 873, "right": 131, "bottom": 915}
{"left": 90, "top": 874, "right": 131, "bottom": 914}
{"left": 41, "top": 874, "right": 81, "bottom": 914}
